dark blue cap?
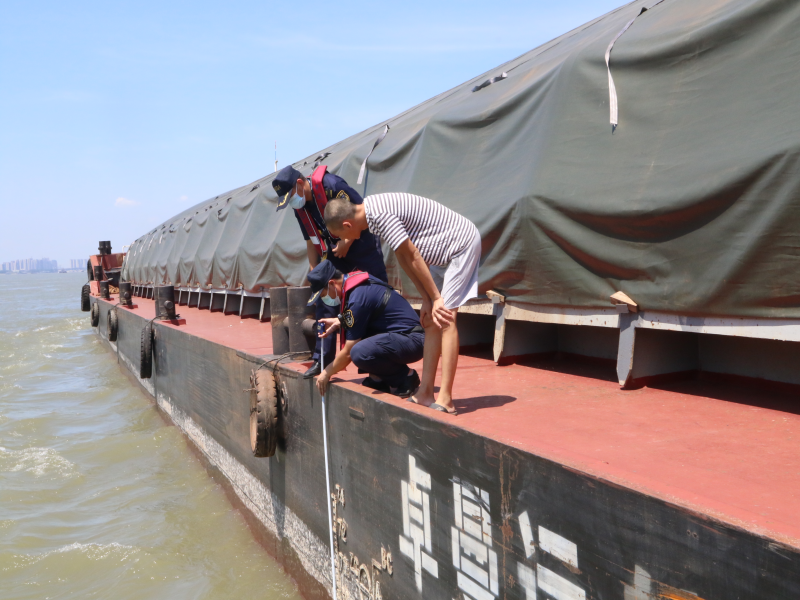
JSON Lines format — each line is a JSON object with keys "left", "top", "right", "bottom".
{"left": 272, "top": 165, "right": 304, "bottom": 211}
{"left": 307, "top": 260, "right": 338, "bottom": 305}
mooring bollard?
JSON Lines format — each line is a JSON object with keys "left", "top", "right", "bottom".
{"left": 93, "top": 265, "right": 104, "bottom": 281}
{"left": 270, "top": 287, "right": 290, "bottom": 355}
{"left": 287, "top": 287, "right": 315, "bottom": 354}
{"left": 99, "top": 281, "right": 110, "bottom": 299}
{"left": 155, "top": 285, "right": 177, "bottom": 320}
{"left": 119, "top": 282, "right": 133, "bottom": 307}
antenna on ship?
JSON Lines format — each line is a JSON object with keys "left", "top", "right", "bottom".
{"left": 274, "top": 141, "right": 278, "bottom": 173}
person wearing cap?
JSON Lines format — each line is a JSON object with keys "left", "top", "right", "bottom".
{"left": 308, "top": 261, "right": 424, "bottom": 399}
{"left": 272, "top": 165, "right": 388, "bottom": 379}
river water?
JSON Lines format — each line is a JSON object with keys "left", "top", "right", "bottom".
{"left": 0, "top": 273, "right": 302, "bottom": 600}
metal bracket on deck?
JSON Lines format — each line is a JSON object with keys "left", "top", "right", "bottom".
{"left": 469, "top": 289, "right": 800, "bottom": 390}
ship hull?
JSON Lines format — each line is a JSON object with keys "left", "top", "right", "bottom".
{"left": 90, "top": 295, "right": 800, "bottom": 600}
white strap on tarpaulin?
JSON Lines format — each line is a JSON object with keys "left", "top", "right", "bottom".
{"left": 357, "top": 124, "right": 390, "bottom": 184}
{"left": 605, "top": 1, "right": 665, "bottom": 131}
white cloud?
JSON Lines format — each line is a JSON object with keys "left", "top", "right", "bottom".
{"left": 115, "top": 197, "right": 138, "bottom": 208}
{"left": 178, "top": 195, "right": 189, "bottom": 202}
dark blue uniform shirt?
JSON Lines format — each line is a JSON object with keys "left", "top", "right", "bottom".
{"left": 344, "top": 276, "right": 421, "bottom": 342}
{"left": 294, "top": 172, "right": 387, "bottom": 281}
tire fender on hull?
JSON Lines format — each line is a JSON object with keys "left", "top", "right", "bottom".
{"left": 107, "top": 308, "right": 118, "bottom": 342}
{"left": 81, "top": 284, "right": 90, "bottom": 312}
{"left": 140, "top": 323, "right": 153, "bottom": 379}
{"left": 250, "top": 368, "right": 279, "bottom": 457}
{"left": 90, "top": 302, "right": 100, "bottom": 327}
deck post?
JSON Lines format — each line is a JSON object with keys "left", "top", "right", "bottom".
{"left": 616, "top": 313, "right": 637, "bottom": 387}
{"left": 492, "top": 301, "right": 507, "bottom": 363}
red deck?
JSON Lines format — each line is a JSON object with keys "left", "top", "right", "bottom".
{"left": 112, "top": 295, "right": 800, "bottom": 548}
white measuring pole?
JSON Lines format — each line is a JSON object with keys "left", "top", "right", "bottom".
{"left": 318, "top": 323, "right": 338, "bottom": 600}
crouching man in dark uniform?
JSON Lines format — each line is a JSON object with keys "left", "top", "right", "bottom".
{"left": 307, "top": 261, "right": 424, "bottom": 398}
{"left": 272, "top": 165, "right": 387, "bottom": 379}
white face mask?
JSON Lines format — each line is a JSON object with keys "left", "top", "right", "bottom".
{"left": 289, "top": 192, "right": 306, "bottom": 210}
{"left": 321, "top": 293, "right": 340, "bottom": 307}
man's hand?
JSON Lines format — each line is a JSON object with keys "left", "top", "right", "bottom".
{"left": 316, "top": 368, "right": 331, "bottom": 396}
{"left": 317, "top": 318, "right": 340, "bottom": 339}
{"left": 332, "top": 238, "right": 354, "bottom": 258}
{"left": 432, "top": 297, "right": 455, "bottom": 328}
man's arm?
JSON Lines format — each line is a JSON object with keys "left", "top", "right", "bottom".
{"left": 307, "top": 240, "right": 320, "bottom": 269}
{"left": 328, "top": 175, "right": 361, "bottom": 258}
{"left": 316, "top": 338, "right": 359, "bottom": 395}
{"left": 332, "top": 237, "right": 355, "bottom": 258}
{"left": 394, "top": 239, "right": 454, "bottom": 328}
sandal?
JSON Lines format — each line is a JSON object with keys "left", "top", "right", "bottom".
{"left": 429, "top": 403, "right": 458, "bottom": 416}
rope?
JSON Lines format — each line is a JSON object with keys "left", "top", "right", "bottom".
{"left": 318, "top": 323, "right": 338, "bottom": 600}
{"left": 605, "top": 1, "right": 666, "bottom": 132}
{"left": 357, "top": 124, "right": 390, "bottom": 185}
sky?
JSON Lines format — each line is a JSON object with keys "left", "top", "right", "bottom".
{"left": 0, "top": 0, "right": 626, "bottom": 266}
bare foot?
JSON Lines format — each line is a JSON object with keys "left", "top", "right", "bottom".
{"left": 410, "top": 392, "right": 435, "bottom": 407}
{"left": 435, "top": 392, "right": 455, "bottom": 413}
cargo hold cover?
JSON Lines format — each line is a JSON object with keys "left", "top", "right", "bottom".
{"left": 123, "top": 0, "right": 800, "bottom": 319}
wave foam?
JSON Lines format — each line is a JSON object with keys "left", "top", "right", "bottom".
{"left": 7, "top": 542, "right": 139, "bottom": 570}
{"left": 0, "top": 446, "right": 78, "bottom": 478}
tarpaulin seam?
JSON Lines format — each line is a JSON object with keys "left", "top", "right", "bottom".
{"left": 357, "top": 124, "right": 390, "bottom": 184}
{"left": 605, "top": 0, "right": 667, "bottom": 131}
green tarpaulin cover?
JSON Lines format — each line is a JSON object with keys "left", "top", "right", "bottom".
{"left": 123, "top": 0, "right": 800, "bottom": 318}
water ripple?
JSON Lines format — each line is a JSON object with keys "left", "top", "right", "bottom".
{"left": 0, "top": 273, "right": 301, "bottom": 600}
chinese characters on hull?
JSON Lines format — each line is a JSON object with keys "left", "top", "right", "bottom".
{"left": 398, "top": 454, "right": 587, "bottom": 600}
{"left": 399, "top": 455, "right": 439, "bottom": 591}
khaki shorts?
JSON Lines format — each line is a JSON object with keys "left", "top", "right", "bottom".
{"left": 429, "top": 230, "right": 481, "bottom": 310}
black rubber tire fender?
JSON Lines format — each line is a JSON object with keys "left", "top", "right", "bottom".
{"left": 107, "top": 309, "right": 118, "bottom": 342}
{"left": 81, "top": 284, "right": 90, "bottom": 312}
{"left": 87, "top": 260, "right": 94, "bottom": 281}
{"left": 250, "top": 368, "right": 278, "bottom": 457}
{"left": 140, "top": 323, "right": 153, "bottom": 379}
{"left": 90, "top": 302, "right": 100, "bottom": 327}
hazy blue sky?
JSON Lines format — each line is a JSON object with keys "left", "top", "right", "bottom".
{"left": 1, "top": 0, "right": 625, "bottom": 266}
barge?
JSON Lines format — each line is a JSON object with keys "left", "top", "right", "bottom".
{"left": 82, "top": 0, "right": 800, "bottom": 597}
{"left": 84, "top": 287, "right": 800, "bottom": 600}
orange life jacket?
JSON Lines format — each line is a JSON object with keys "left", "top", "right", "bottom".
{"left": 338, "top": 271, "right": 393, "bottom": 349}
{"left": 295, "top": 165, "right": 334, "bottom": 257}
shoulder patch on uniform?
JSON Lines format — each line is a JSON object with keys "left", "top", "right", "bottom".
{"left": 335, "top": 190, "right": 350, "bottom": 203}
{"left": 343, "top": 309, "right": 355, "bottom": 328}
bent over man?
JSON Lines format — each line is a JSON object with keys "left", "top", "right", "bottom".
{"left": 308, "top": 261, "right": 424, "bottom": 399}
{"left": 323, "top": 193, "right": 480, "bottom": 415}
{"left": 272, "top": 165, "right": 387, "bottom": 379}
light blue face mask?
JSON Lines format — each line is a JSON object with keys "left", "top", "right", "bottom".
{"left": 289, "top": 192, "right": 306, "bottom": 210}
{"left": 321, "top": 293, "right": 340, "bottom": 307}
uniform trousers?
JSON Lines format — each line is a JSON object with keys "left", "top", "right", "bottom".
{"left": 350, "top": 331, "right": 424, "bottom": 387}
{"left": 313, "top": 300, "right": 338, "bottom": 366}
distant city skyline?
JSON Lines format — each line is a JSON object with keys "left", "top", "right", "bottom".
{"left": 2, "top": 257, "right": 60, "bottom": 272}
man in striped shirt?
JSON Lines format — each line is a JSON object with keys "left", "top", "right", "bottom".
{"left": 324, "top": 192, "right": 481, "bottom": 415}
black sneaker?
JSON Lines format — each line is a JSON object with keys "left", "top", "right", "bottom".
{"left": 362, "top": 376, "right": 391, "bottom": 394}
{"left": 302, "top": 361, "right": 321, "bottom": 379}
{"left": 393, "top": 369, "right": 420, "bottom": 398}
